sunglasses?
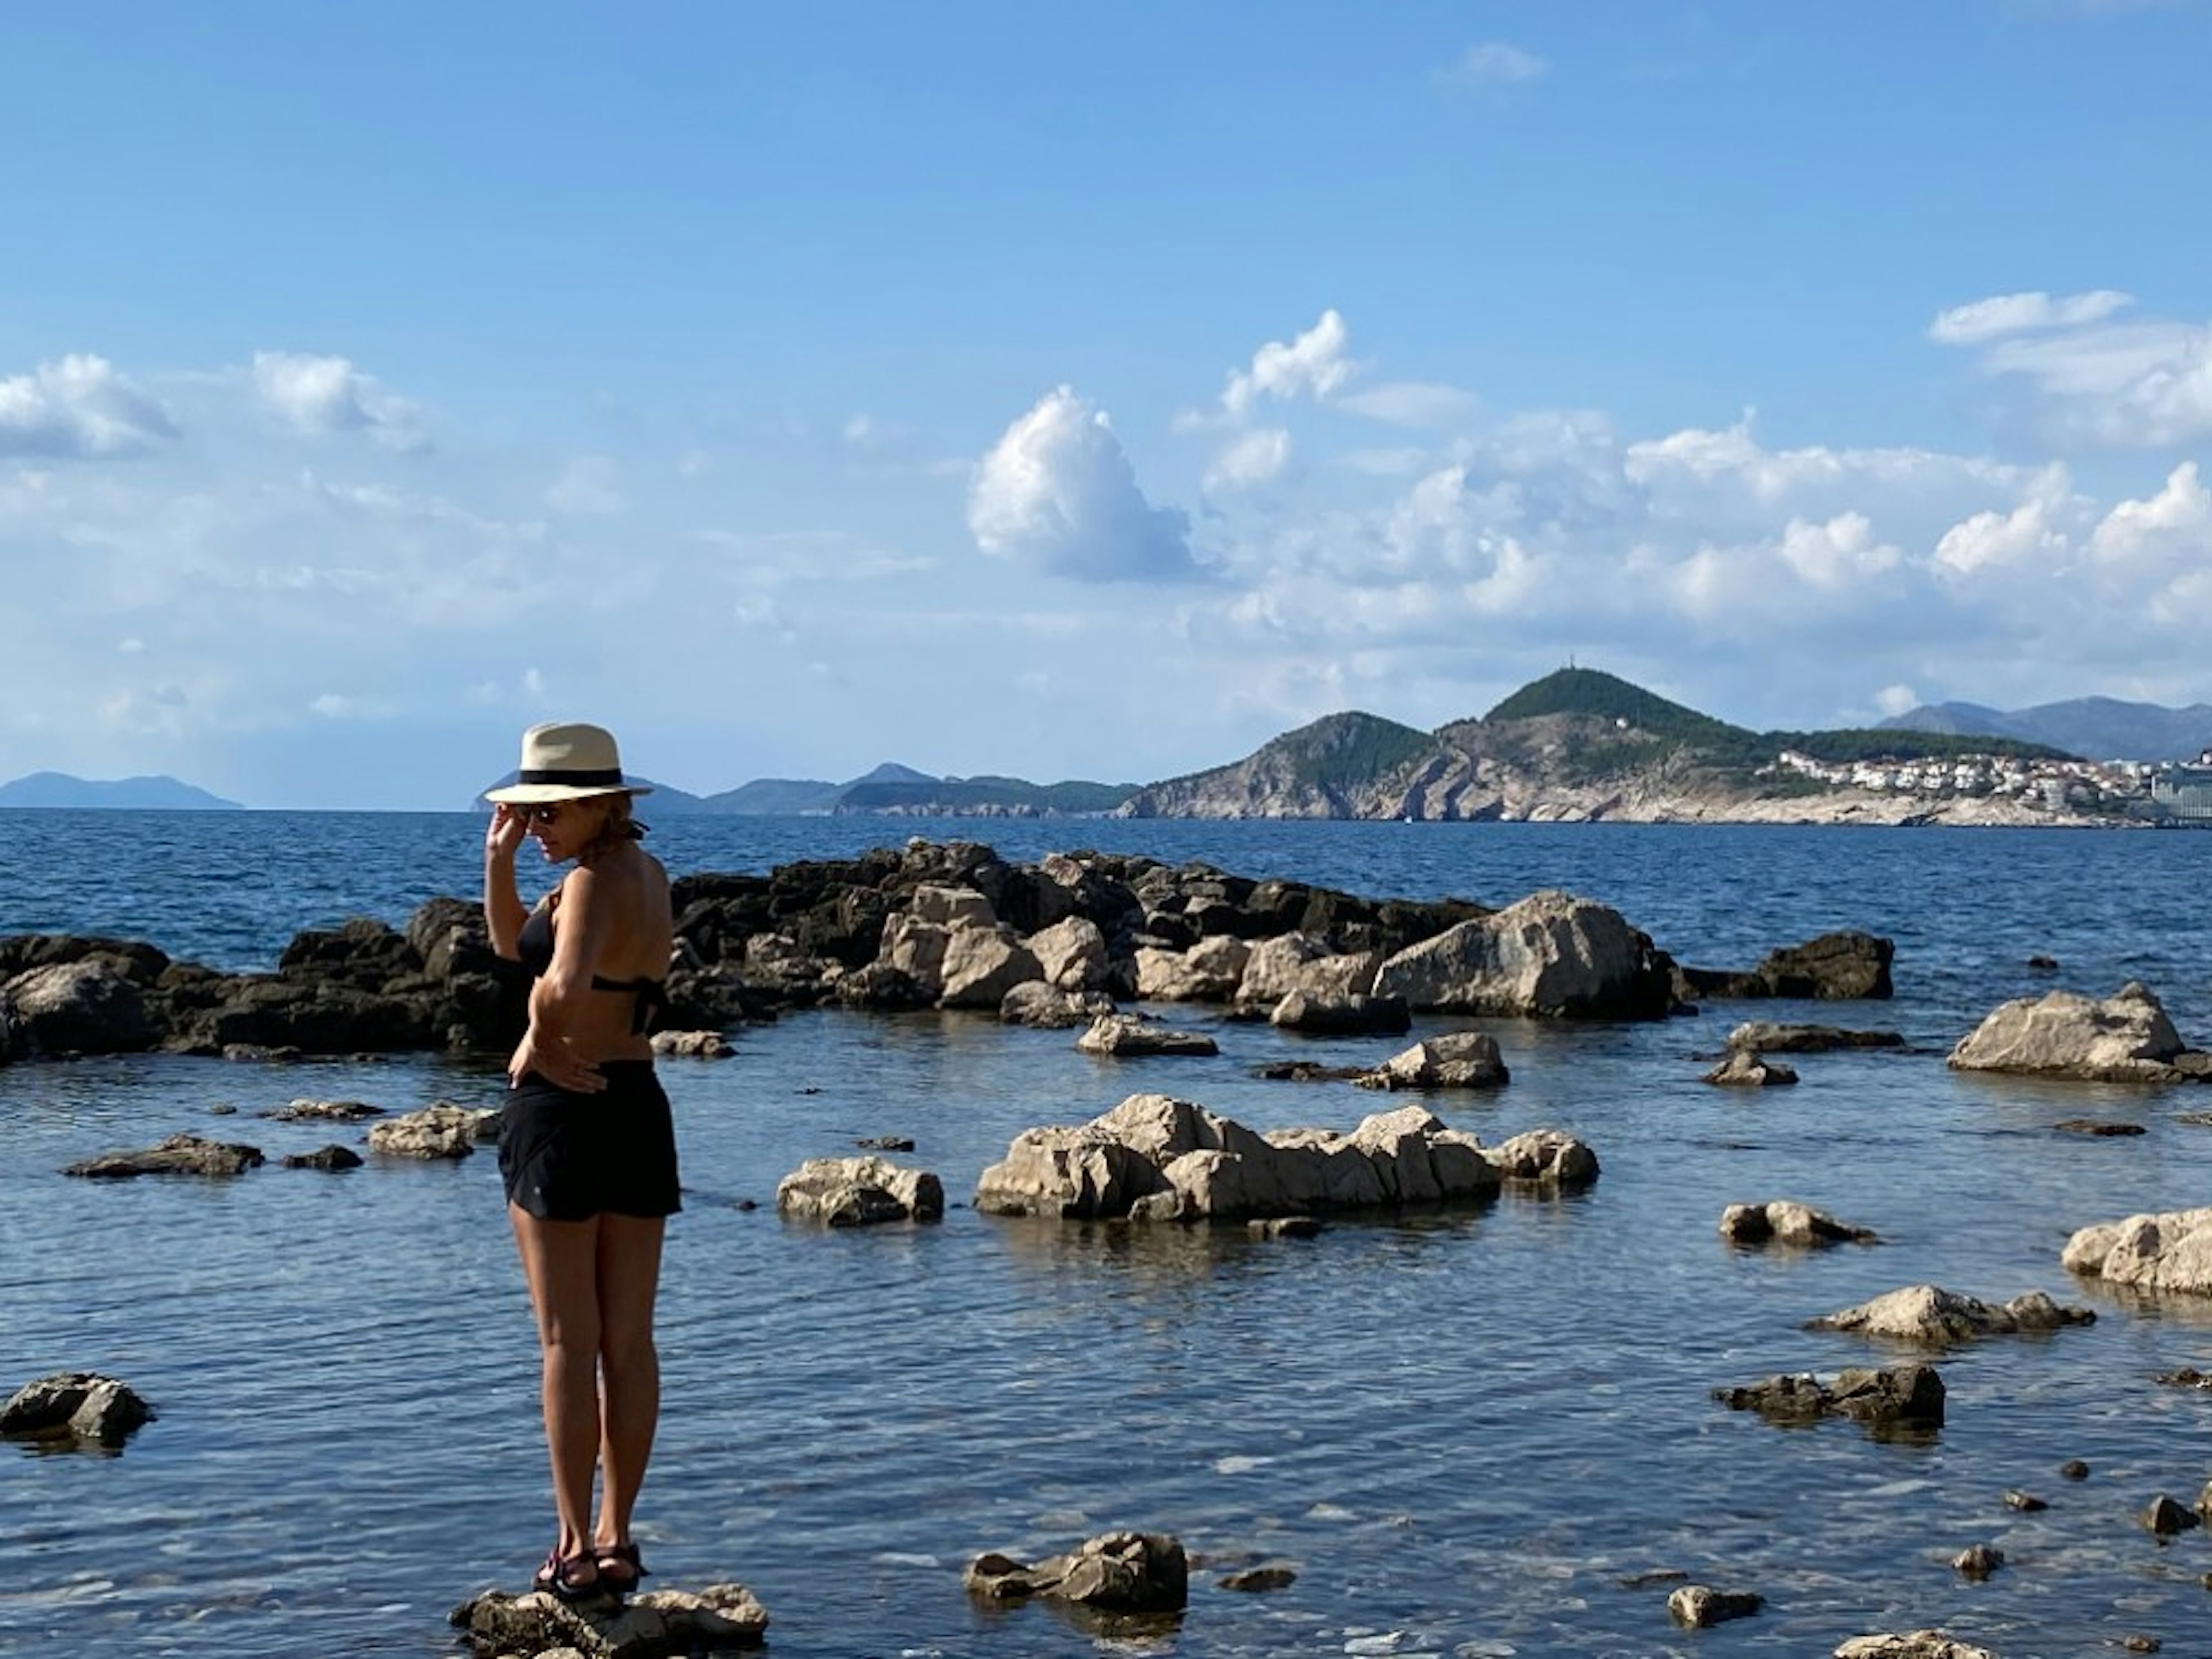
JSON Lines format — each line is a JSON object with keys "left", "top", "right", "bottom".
{"left": 517, "top": 804, "right": 567, "bottom": 826}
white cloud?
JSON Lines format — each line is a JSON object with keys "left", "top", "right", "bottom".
{"left": 2090, "top": 461, "right": 2210, "bottom": 563}
{"left": 1338, "top": 381, "right": 1480, "bottom": 428}
{"left": 1933, "top": 495, "right": 2070, "bottom": 574}
{"left": 968, "top": 387, "right": 1198, "bottom": 582}
{"left": 544, "top": 454, "right": 625, "bottom": 514}
{"left": 1440, "top": 42, "right": 1547, "bottom": 85}
{"left": 1875, "top": 684, "right": 1921, "bottom": 717}
{"left": 1777, "top": 513, "right": 1903, "bottom": 588}
{"left": 1220, "top": 310, "right": 1354, "bottom": 421}
{"left": 309, "top": 692, "right": 396, "bottom": 720}
{"left": 1928, "top": 289, "right": 2133, "bottom": 345}
{"left": 251, "top": 351, "right": 425, "bottom": 450}
{"left": 1205, "top": 429, "right": 1292, "bottom": 494}
{"left": 0, "top": 355, "right": 177, "bottom": 459}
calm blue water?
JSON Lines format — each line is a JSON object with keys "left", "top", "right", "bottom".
{"left": 5, "top": 813, "right": 2212, "bottom": 1658}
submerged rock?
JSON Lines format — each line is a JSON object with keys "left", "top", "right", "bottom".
{"left": 1952, "top": 1544, "right": 2003, "bottom": 1579}
{"left": 775, "top": 1156, "right": 943, "bottom": 1225}
{"left": 1268, "top": 990, "right": 1410, "bottom": 1036}
{"left": 1668, "top": 1585, "right": 1762, "bottom": 1627}
{"left": 1, "top": 1372, "right": 153, "bottom": 1448}
{"left": 282, "top": 1144, "right": 364, "bottom": 1171}
{"left": 1703, "top": 1051, "right": 1798, "bottom": 1086}
{"left": 450, "top": 1582, "right": 769, "bottom": 1656}
{"left": 1950, "top": 982, "right": 2194, "bottom": 1082}
{"left": 1715, "top": 1365, "right": 1944, "bottom": 1432}
{"left": 999, "top": 983, "right": 1115, "bottom": 1028}
{"left": 268, "top": 1097, "right": 384, "bottom": 1122}
{"left": 1726, "top": 1021, "right": 1904, "bottom": 1052}
{"left": 1719, "top": 1201, "right": 1877, "bottom": 1247}
{"left": 964, "top": 1531, "right": 1187, "bottom": 1613}
{"left": 1806, "top": 1285, "right": 2093, "bottom": 1345}
{"left": 65, "top": 1133, "right": 264, "bottom": 1179}
{"left": 2062, "top": 1207, "right": 2212, "bottom": 1294}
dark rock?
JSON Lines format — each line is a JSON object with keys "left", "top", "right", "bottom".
{"left": 2, "top": 959, "right": 158, "bottom": 1056}
{"left": 1, "top": 1372, "right": 153, "bottom": 1446}
{"left": 449, "top": 1582, "right": 770, "bottom": 1654}
{"left": 2002, "top": 1489, "right": 2047, "bottom": 1512}
{"left": 2061, "top": 1459, "right": 2090, "bottom": 1480}
{"left": 1714, "top": 1365, "right": 1943, "bottom": 1432}
{"left": 2155, "top": 1368, "right": 2212, "bottom": 1390}
{"left": 2142, "top": 1495, "right": 2198, "bottom": 1536}
{"left": 267, "top": 1098, "right": 384, "bottom": 1122}
{"left": 2053, "top": 1118, "right": 2147, "bottom": 1137}
{"left": 281, "top": 1145, "right": 363, "bottom": 1171}
{"left": 1255, "top": 1060, "right": 1367, "bottom": 1082}
{"left": 855, "top": 1136, "right": 915, "bottom": 1152}
{"left": 832, "top": 961, "right": 932, "bottom": 1012}
{"left": 1268, "top": 991, "right": 1411, "bottom": 1036}
{"left": 1247, "top": 1216, "right": 1322, "bottom": 1240}
{"left": 1754, "top": 930, "right": 1894, "bottom": 999}
{"left": 65, "top": 1133, "right": 265, "bottom": 1179}
{"left": 2028, "top": 954, "right": 2059, "bottom": 971}
{"left": 1726, "top": 1021, "right": 1905, "bottom": 1052}
{"left": 1219, "top": 1565, "right": 1296, "bottom": 1592}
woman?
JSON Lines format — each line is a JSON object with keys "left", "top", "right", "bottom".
{"left": 483, "top": 721, "right": 678, "bottom": 1603}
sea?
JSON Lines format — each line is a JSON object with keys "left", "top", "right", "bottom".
{"left": 4, "top": 811, "right": 2212, "bottom": 1659}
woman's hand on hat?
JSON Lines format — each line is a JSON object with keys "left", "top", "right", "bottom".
{"left": 486, "top": 804, "right": 528, "bottom": 859}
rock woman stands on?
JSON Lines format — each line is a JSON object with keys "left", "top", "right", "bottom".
{"left": 482, "top": 722, "right": 677, "bottom": 1604}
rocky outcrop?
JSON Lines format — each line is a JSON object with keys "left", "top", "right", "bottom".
{"left": 1236, "top": 933, "right": 1381, "bottom": 1006}
{"left": 2062, "top": 1206, "right": 2212, "bottom": 1294}
{"left": 367, "top": 1104, "right": 499, "bottom": 1160}
{"left": 449, "top": 1583, "right": 769, "bottom": 1657}
{"left": 1949, "top": 982, "right": 2196, "bottom": 1082}
{"left": 1719, "top": 1202, "right": 1877, "bottom": 1247}
{"left": 1, "top": 1372, "right": 153, "bottom": 1448}
{"left": 1805, "top": 1285, "right": 2093, "bottom": 1344}
{"left": 964, "top": 1531, "right": 1187, "bottom": 1613}
{"left": 1370, "top": 891, "right": 1676, "bottom": 1018}
{"left": 973, "top": 1094, "right": 1596, "bottom": 1223}
{"left": 1027, "top": 916, "right": 1110, "bottom": 992}
{"left": 1715, "top": 1365, "right": 1944, "bottom": 1431}
{"left": 1136, "top": 938, "right": 1251, "bottom": 1002}
{"left": 652, "top": 1029, "right": 732, "bottom": 1058}
{"left": 1075, "top": 1015, "right": 1218, "bottom": 1058}
{"left": 65, "top": 1133, "right": 265, "bottom": 1179}
{"left": 936, "top": 927, "right": 1043, "bottom": 1010}
{"left": 1354, "top": 1032, "right": 1509, "bottom": 1090}
{"left": 775, "top": 1156, "right": 943, "bottom": 1225}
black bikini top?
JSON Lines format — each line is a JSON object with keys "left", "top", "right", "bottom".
{"left": 516, "top": 904, "right": 669, "bottom": 1035}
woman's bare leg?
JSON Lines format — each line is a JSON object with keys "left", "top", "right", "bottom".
{"left": 592, "top": 1213, "right": 666, "bottom": 1554}
{"left": 510, "top": 1204, "right": 604, "bottom": 1565}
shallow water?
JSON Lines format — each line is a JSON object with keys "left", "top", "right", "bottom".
{"left": 6, "top": 816, "right": 2212, "bottom": 1657}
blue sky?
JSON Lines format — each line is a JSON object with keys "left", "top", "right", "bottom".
{"left": 5, "top": 1, "right": 2210, "bottom": 806}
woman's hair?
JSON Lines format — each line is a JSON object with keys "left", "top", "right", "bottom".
{"left": 578, "top": 792, "right": 649, "bottom": 863}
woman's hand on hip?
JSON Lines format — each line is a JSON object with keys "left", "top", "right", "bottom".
{"left": 509, "top": 1032, "right": 606, "bottom": 1093}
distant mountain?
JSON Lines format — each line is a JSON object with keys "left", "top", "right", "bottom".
{"left": 1121, "top": 668, "right": 2078, "bottom": 823}
{"left": 0, "top": 771, "right": 245, "bottom": 809}
{"left": 1883, "top": 696, "right": 2212, "bottom": 762}
{"left": 699, "top": 777, "right": 843, "bottom": 814}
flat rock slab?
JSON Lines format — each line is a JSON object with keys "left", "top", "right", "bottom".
{"left": 1077, "top": 1014, "right": 1218, "bottom": 1058}
{"left": 1703, "top": 1051, "right": 1798, "bottom": 1086}
{"left": 368, "top": 1104, "right": 499, "bottom": 1159}
{"left": 1354, "top": 1032, "right": 1508, "bottom": 1090}
{"left": 65, "top": 1133, "right": 264, "bottom": 1179}
{"left": 1806, "top": 1284, "right": 2093, "bottom": 1346}
{"left": 1834, "top": 1636, "right": 1997, "bottom": 1659}
{"left": 451, "top": 1584, "right": 769, "bottom": 1657}
{"left": 775, "top": 1156, "right": 944, "bottom": 1225}
{"left": 1727, "top": 1022, "right": 1904, "bottom": 1053}
{"left": 1949, "top": 982, "right": 2192, "bottom": 1082}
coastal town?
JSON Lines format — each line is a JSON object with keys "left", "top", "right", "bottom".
{"left": 1770, "top": 748, "right": 2212, "bottom": 822}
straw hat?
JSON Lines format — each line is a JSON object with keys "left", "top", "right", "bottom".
{"left": 483, "top": 722, "right": 653, "bottom": 804}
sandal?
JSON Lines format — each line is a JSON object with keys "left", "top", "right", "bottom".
{"left": 594, "top": 1540, "right": 650, "bottom": 1595}
{"left": 532, "top": 1547, "right": 605, "bottom": 1604}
